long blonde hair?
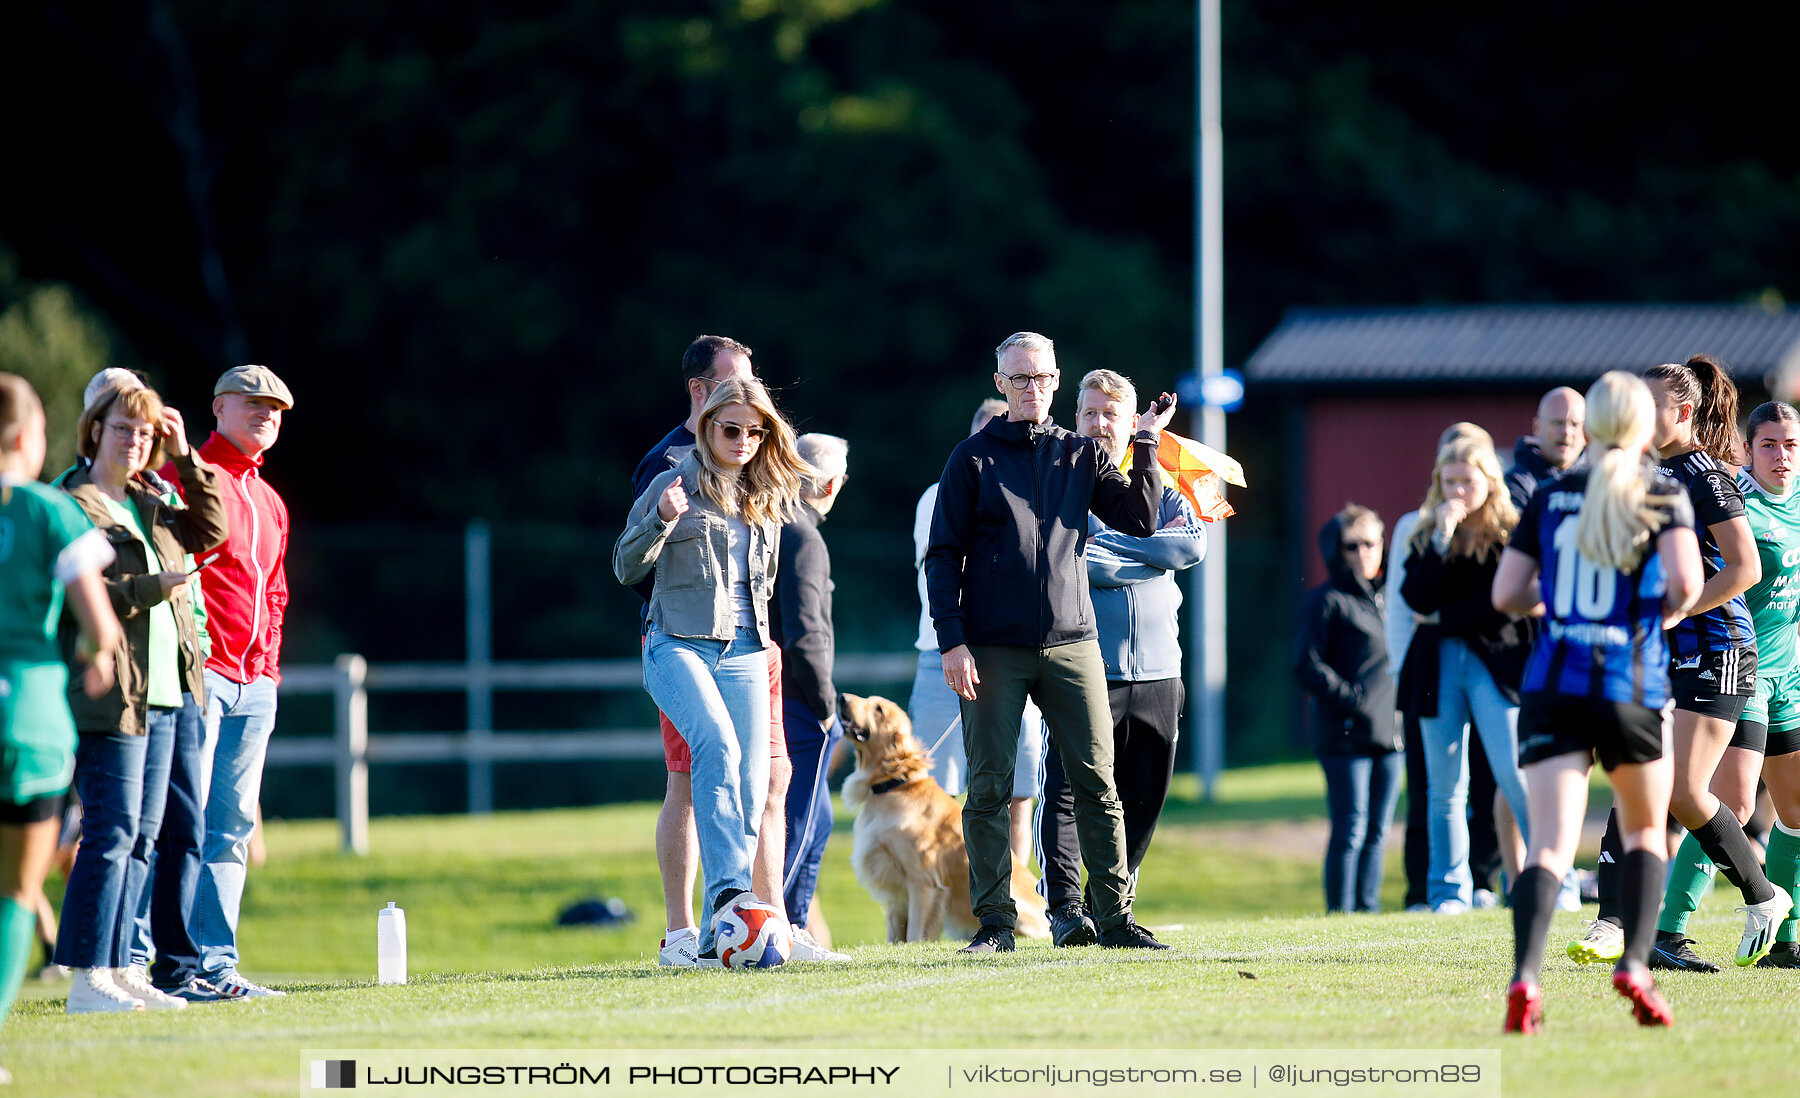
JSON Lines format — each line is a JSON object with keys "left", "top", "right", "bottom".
{"left": 691, "top": 378, "right": 809, "bottom": 527}
{"left": 1576, "top": 371, "right": 1674, "bottom": 572}
{"left": 1409, "top": 435, "right": 1517, "bottom": 562}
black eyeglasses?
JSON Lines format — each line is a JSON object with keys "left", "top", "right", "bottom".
{"left": 1001, "top": 371, "right": 1058, "bottom": 391}
{"left": 715, "top": 422, "right": 768, "bottom": 442}
{"left": 1342, "top": 539, "right": 1380, "bottom": 551}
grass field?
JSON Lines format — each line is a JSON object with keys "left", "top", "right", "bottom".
{"left": 5, "top": 763, "right": 1796, "bottom": 1096}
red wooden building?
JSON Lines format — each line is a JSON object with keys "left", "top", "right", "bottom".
{"left": 1244, "top": 303, "right": 1800, "bottom": 587}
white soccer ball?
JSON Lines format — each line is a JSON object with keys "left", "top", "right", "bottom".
{"left": 714, "top": 895, "right": 790, "bottom": 970}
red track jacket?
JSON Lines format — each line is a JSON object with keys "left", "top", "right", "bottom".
{"left": 187, "top": 432, "right": 289, "bottom": 685}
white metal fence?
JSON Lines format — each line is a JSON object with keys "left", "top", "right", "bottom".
{"left": 270, "top": 651, "right": 917, "bottom": 854}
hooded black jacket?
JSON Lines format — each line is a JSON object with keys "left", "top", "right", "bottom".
{"left": 1294, "top": 514, "right": 1402, "bottom": 756}
{"left": 925, "top": 414, "right": 1158, "bottom": 651}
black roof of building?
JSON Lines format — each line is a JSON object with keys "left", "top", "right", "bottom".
{"left": 1243, "top": 304, "right": 1800, "bottom": 388}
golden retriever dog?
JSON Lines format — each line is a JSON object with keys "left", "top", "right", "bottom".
{"left": 837, "top": 692, "right": 1049, "bottom": 943}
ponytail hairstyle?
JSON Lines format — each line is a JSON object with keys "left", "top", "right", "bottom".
{"left": 1643, "top": 354, "right": 1740, "bottom": 464}
{"left": 0, "top": 373, "right": 46, "bottom": 500}
{"left": 691, "top": 377, "right": 810, "bottom": 527}
{"left": 1409, "top": 434, "right": 1518, "bottom": 562}
{"left": 0, "top": 372, "right": 43, "bottom": 456}
{"left": 1575, "top": 371, "right": 1678, "bottom": 572}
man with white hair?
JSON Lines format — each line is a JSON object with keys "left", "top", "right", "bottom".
{"left": 926, "top": 331, "right": 1175, "bottom": 953}
{"left": 770, "top": 432, "right": 853, "bottom": 962}
{"left": 910, "top": 398, "right": 1049, "bottom": 868}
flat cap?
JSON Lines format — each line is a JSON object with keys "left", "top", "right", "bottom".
{"left": 214, "top": 364, "right": 293, "bottom": 410}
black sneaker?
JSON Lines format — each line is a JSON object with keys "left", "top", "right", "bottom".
{"left": 1098, "top": 920, "right": 1170, "bottom": 950}
{"left": 1648, "top": 933, "right": 1720, "bottom": 973}
{"left": 958, "top": 925, "right": 1015, "bottom": 954}
{"left": 1049, "top": 902, "right": 1097, "bottom": 948}
{"left": 1755, "top": 941, "right": 1800, "bottom": 968}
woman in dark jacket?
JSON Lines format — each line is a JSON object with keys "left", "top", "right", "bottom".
{"left": 54, "top": 385, "right": 226, "bottom": 1012}
{"left": 1296, "top": 504, "right": 1404, "bottom": 913}
{"left": 1399, "top": 435, "right": 1533, "bottom": 914}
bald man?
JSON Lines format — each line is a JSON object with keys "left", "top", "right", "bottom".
{"left": 1505, "top": 386, "right": 1586, "bottom": 512}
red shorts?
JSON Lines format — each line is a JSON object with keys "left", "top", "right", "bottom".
{"left": 660, "top": 645, "right": 787, "bottom": 773}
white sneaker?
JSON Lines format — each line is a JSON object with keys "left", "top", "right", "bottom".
{"left": 1736, "top": 890, "right": 1795, "bottom": 966}
{"left": 113, "top": 966, "right": 187, "bottom": 1010}
{"left": 1431, "top": 899, "right": 1470, "bottom": 915}
{"left": 1471, "top": 889, "right": 1498, "bottom": 910}
{"left": 789, "top": 927, "right": 851, "bottom": 962}
{"left": 1567, "top": 918, "right": 1624, "bottom": 964}
{"left": 211, "top": 970, "right": 286, "bottom": 998}
{"left": 65, "top": 968, "right": 145, "bottom": 1014}
{"left": 657, "top": 927, "right": 701, "bottom": 967}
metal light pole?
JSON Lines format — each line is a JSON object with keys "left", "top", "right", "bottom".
{"left": 1190, "top": 0, "right": 1227, "bottom": 799}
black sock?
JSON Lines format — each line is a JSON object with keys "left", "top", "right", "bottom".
{"left": 1595, "top": 808, "right": 1623, "bottom": 927}
{"left": 1689, "top": 804, "right": 1778, "bottom": 904}
{"left": 1510, "top": 866, "right": 1561, "bottom": 985}
{"left": 712, "top": 887, "right": 749, "bottom": 914}
{"left": 1619, "top": 849, "right": 1665, "bottom": 969}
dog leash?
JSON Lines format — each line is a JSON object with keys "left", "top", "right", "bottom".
{"left": 925, "top": 713, "right": 960, "bottom": 758}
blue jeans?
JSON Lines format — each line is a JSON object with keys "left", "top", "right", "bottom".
{"left": 643, "top": 626, "right": 770, "bottom": 952}
{"left": 781, "top": 701, "right": 842, "bottom": 923}
{"left": 1319, "top": 751, "right": 1404, "bottom": 912}
{"left": 130, "top": 694, "right": 209, "bottom": 985}
{"left": 53, "top": 710, "right": 176, "bottom": 968}
{"left": 191, "top": 672, "right": 279, "bottom": 978}
{"left": 1418, "top": 639, "right": 1529, "bottom": 908}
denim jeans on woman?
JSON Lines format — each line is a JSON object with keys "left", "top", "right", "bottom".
{"left": 53, "top": 709, "right": 178, "bottom": 969}
{"left": 1319, "top": 750, "right": 1404, "bottom": 912}
{"left": 643, "top": 624, "right": 770, "bottom": 952}
{"left": 129, "top": 693, "right": 210, "bottom": 985}
{"left": 1418, "top": 638, "right": 1529, "bottom": 909}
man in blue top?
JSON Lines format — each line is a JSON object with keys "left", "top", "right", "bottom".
{"left": 1037, "top": 369, "right": 1206, "bottom": 946}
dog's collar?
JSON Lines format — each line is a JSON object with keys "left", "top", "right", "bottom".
{"left": 869, "top": 776, "right": 910, "bottom": 795}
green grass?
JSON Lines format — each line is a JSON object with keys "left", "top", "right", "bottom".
{"left": 5, "top": 763, "right": 1796, "bottom": 1096}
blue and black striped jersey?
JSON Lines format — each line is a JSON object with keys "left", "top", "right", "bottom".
{"left": 1660, "top": 451, "right": 1755, "bottom": 658}
{"left": 1512, "top": 468, "right": 1694, "bottom": 707}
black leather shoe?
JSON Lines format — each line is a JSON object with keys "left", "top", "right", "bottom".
{"left": 958, "top": 925, "right": 1016, "bottom": 954}
{"left": 1098, "top": 920, "right": 1170, "bottom": 950}
{"left": 1049, "top": 902, "right": 1097, "bottom": 947}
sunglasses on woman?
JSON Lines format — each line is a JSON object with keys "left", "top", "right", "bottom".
{"left": 714, "top": 422, "right": 768, "bottom": 442}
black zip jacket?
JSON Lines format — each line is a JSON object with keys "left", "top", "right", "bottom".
{"left": 1295, "top": 514, "right": 1402, "bottom": 756}
{"left": 925, "top": 414, "right": 1158, "bottom": 651}
{"left": 770, "top": 502, "right": 835, "bottom": 722}
{"left": 1397, "top": 534, "right": 1531, "bottom": 717}
{"left": 1504, "top": 436, "right": 1564, "bottom": 513}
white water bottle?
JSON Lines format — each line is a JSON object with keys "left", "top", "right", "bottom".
{"left": 377, "top": 902, "right": 407, "bottom": 985}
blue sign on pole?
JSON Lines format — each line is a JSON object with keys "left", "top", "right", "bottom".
{"left": 1175, "top": 368, "right": 1244, "bottom": 412}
